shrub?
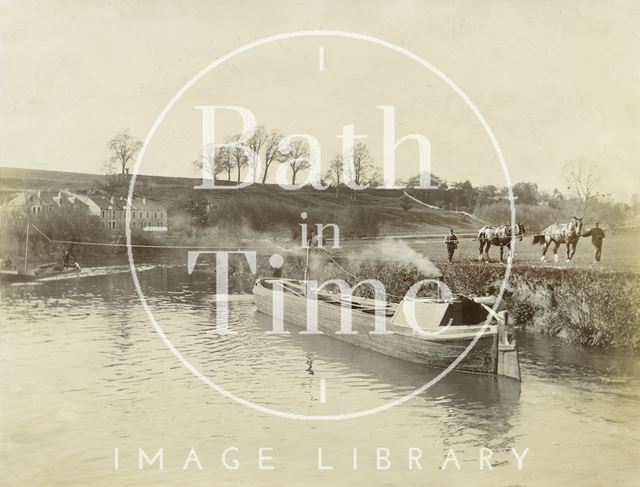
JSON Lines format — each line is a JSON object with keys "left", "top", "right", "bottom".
{"left": 512, "top": 302, "right": 536, "bottom": 329}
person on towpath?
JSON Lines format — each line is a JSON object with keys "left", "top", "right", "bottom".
{"left": 582, "top": 222, "right": 606, "bottom": 263}
{"left": 445, "top": 229, "right": 459, "bottom": 263}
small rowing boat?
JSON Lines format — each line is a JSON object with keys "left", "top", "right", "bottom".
{"left": 0, "top": 221, "right": 82, "bottom": 283}
{"left": 0, "top": 269, "right": 36, "bottom": 283}
{"left": 33, "top": 262, "right": 82, "bottom": 280}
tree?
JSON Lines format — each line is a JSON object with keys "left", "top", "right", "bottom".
{"left": 279, "top": 138, "right": 310, "bottom": 186}
{"left": 108, "top": 130, "right": 143, "bottom": 176}
{"left": 216, "top": 146, "right": 233, "bottom": 181}
{"left": 406, "top": 173, "right": 447, "bottom": 189}
{"left": 451, "top": 180, "right": 476, "bottom": 211}
{"left": 344, "top": 142, "right": 374, "bottom": 200}
{"left": 228, "top": 135, "right": 248, "bottom": 183}
{"left": 562, "top": 160, "right": 602, "bottom": 216}
{"left": 548, "top": 188, "right": 565, "bottom": 210}
{"left": 512, "top": 181, "right": 540, "bottom": 205}
{"left": 475, "top": 184, "right": 499, "bottom": 207}
{"left": 192, "top": 143, "right": 226, "bottom": 182}
{"left": 101, "top": 159, "right": 116, "bottom": 185}
{"left": 326, "top": 154, "right": 344, "bottom": 198}
{"left": 261, "top": 129, "right": 283, "bottom": 184}
{"left": 350, "top": 142, "right": 373, "bottom": 187}
{"left": 246, "top": 126, "right": 267, "bottom": 183}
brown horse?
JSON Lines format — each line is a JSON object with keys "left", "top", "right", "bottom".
{"left": 478, "top": 223, "right": 526, "bottom": 262}
{"left": 532, "top": 217, "right": 583, "bottom": 262}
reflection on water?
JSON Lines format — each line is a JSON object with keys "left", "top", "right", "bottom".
{"left": 1, "top": 265, "right": 638, "bottom": 486}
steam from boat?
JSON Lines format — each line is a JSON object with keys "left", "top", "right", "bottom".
{"left": 354, "top": 239, "right": 442, "bottom": 278}
{"left": 302, "top": 239, "right": 441, "bottom": 280}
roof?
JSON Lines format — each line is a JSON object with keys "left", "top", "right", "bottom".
{"left": 83, "top": 195, "right": 166, "bottom": 211}
{"left": 1, "top": 191, "right": 166, "bottom": 213}
{"left": 132, "top": 198, "right": 165, "bottom": 211}
{"left": 2, "top": 190, "right": 82, "bottom": 208}
{"left": 89, "top": 195, "right": 121, "bottom": 210}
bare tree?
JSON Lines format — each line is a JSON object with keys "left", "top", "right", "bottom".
{"left": 562, "top": 160, "right": 602, "bottom": 216}
{"left": 226, "top": 135, "right": 248, "bottom": 183}
{"left": 108, "top": 130, "right": 143, "bottom": 176}
{"left": 101, "top": 159, "right": 115, "bottom": 186}
{"left": 245, "top": 126, "right": 267, "bottom": 183}
{"left": 345, "top": 142, "right": 374, "bottom": 200}
{"left": 191, "top": 143, "right": 227, "bottom": 182}
{"left": 279, "top": 139, "right": 310, "bottom": 186}
{"left": 216, "top": 146, "right": 233, "bottom": 181}
{"left": 101, "top": 159, "right": 115, "bottom": 175}
{"left": 326, "top": 154, "right": 344, "bottom": 198}
{"left": 261, "top": 129, "right": 282, "bottom": 184}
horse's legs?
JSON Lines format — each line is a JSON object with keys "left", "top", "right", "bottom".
{"left": 504, "top": 243, "right": 512, "bottom": 262}
{"left": 499, "top": 245, "right": 505, "bottom": 263}
{"left": 478, "top": 240, "right": 485, "bottom": 262}
{"left": 569, "top": 240, "right": 578, "bottom": 259}
{"left": 541, "top": 238, "right": 551, "bottom": 261}
{"left": 485, "top": 243, "right": 491, "bottom": 262}
{"left": 553, "top": 241, "right": 561, "bottom": 262}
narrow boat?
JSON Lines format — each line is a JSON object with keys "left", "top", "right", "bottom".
{"left": 0, "top": 269, "right": 36, "bottom": 283}
{"left": 33, "top": 262, "right": 82, "bottom": 280}
{"left": 253, "top": 278, "right": 521, "bottom": 380}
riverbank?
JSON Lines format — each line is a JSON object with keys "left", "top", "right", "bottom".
{"left": 207, "top": 254, "right": 640, "bottom": 352}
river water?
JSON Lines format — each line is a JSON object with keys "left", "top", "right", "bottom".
{"left": 1, "top": 265, "right": 638, "bottom": 486}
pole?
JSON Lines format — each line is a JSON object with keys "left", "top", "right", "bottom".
{"left": 24, "top": 220, "right": 30, "bottom": 271}
{"left": 303, "top": 244, "right": 310, "bottom": 283}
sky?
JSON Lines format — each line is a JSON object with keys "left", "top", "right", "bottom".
{"left": 1, "top": 0, "right": 639, "bottom": 200}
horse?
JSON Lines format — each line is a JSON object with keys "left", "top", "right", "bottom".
{"left": 532, "top": 217, "right": 583, "bottom": 262}
{"left": 478, "top": 223, "right": 526, "bottom": 262}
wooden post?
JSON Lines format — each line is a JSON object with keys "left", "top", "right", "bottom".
{"left": 24, "top": 220, "right": 30, "bottom": 271}
{"left": 303, "top": 244, "right": 310, "bottom": 283}
{"left": 497, "top": 311, "right": 521, "bottom": 380}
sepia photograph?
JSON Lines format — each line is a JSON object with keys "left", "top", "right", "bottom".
{"left": 1, "top": 1, "right": 638, "bottom": 486}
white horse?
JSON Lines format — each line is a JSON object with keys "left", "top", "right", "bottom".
{"left": 478, "top": 223, "right": 526, "bottom": 262}
{"left": 533, "top": 217, "right": 583, "bottom": 262}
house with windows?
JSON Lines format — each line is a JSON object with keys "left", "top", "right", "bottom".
{"left": 0, "top": 190, "right": 168, "bottom": 234}
{"left": 85, "top": 195, "right": 167, "bottom": 233}
{"left": 0, "top": 190, "right": 91, "bottom": 223}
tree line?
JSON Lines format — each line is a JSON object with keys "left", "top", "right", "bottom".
{"left": 101, "top": 130, "right": 638, "bottom": 228}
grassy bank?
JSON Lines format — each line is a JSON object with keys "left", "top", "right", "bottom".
{"left": 218, "top": 255, "right": 640, "bottom": 352}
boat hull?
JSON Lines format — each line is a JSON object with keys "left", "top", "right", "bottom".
{"left": 0, "top": 270, "right": 36, "bottom": 283}
{"left": 253, "top": 279, "right": 499, "bottom": 376}
{"left": 33, "top": 263, "right": 81, "bottom": 280}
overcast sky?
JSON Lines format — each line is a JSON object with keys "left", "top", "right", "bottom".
{"left": 1, "top": 0, "right": 639, "bottom": 200}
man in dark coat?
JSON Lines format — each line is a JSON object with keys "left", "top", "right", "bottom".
{"left": 582, "top": 222, "right": 605, "bottom": 263}
{"left": 444, "top": 229, "right": 458, "bottom": 263}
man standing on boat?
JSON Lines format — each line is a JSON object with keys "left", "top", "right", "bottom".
{"left": 582, "top": 222, "right": 606, "bottom": 263}
{"left": 1, "top": 255, "right": 14, "bottom": 270}
{"left": 445, "top": 229, "right": 458, "bottom": 263}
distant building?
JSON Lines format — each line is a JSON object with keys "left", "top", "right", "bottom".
{"left": 85, "top": 195, "right": 167, "bottom": 233}
{"left": 0, "top": 190, "right": 168, "bottom": 233}
{"left": 0, "top": 190, "right": 91, "bottom": 223}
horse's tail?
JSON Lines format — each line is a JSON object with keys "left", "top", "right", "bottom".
{"left": 532, "top": 235, "right": 545, "bottom": 245}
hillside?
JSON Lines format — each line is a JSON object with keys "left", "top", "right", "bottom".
{"left": 0, "top": 166, "right": 479, "bottom": 237}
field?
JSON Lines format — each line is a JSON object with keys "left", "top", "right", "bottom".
{"left": 2, "top": 166, "right": 638, "bottom": 273}
{"left": 334, "top": 233, "right": 640, "bottom": 274}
